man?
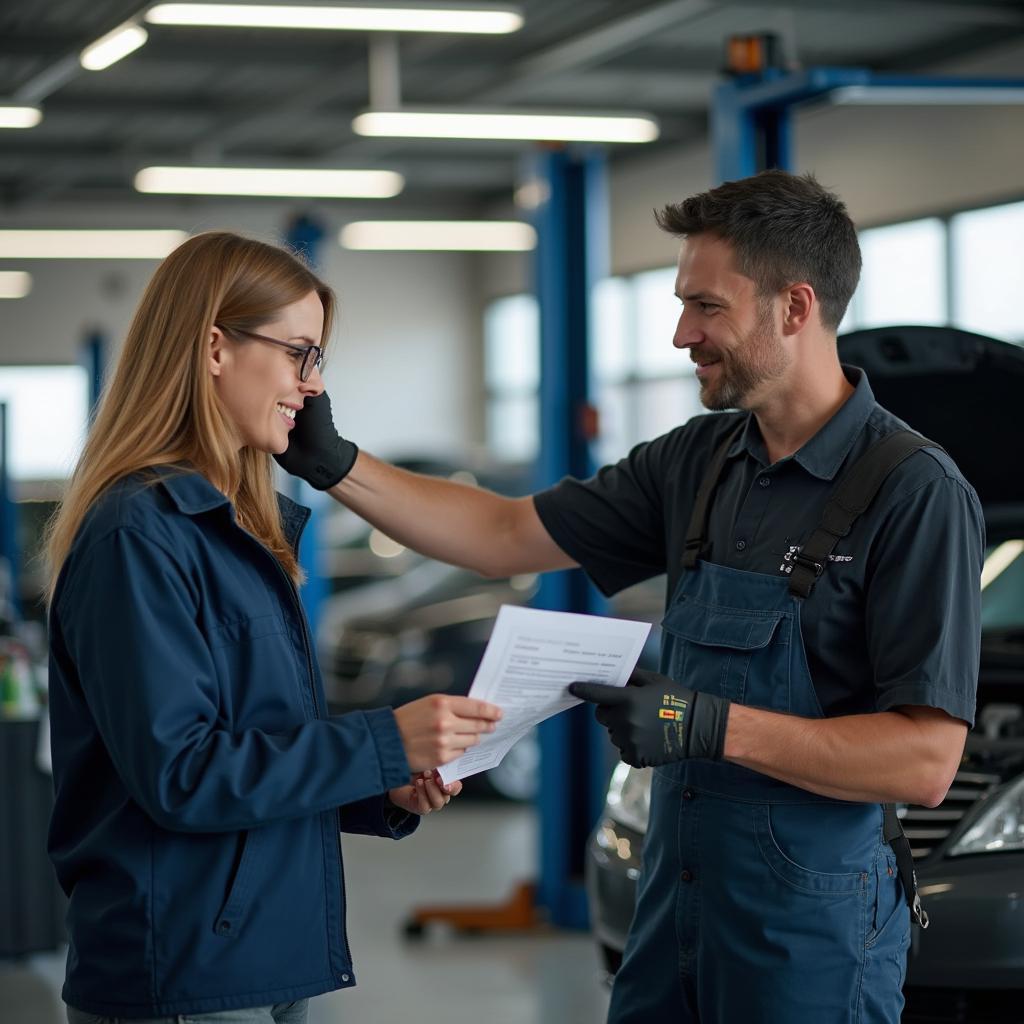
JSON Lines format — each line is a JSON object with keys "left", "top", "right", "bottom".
{"left": 277, "top": 170, "right": 982, "bottom": 1023}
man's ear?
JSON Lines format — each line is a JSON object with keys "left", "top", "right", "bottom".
{"left": 208, "top": 326, "right": 228, "bottom": 378}
{"left": 781, "top": 283, "right": 815, "bottom": 335}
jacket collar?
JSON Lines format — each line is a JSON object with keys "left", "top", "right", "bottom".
{"left": 727, "top": 365, "right": 876, "bottom": 481}
{"left": 156, "top": 466, "right": 311, "bottom": 550}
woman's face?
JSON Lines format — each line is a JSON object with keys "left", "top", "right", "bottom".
{"left": 209, "top": 290, "right": 326, "bottom": 454}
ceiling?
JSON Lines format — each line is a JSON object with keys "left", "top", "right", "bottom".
{"left": 2, "top": 0, "right": 1024, "bottom": 214}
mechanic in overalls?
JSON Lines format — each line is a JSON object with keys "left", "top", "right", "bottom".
{"left": 268, "top": 170, "right": 983, "bottom": 1023}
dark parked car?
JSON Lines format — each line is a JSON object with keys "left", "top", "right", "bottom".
{"left": 585, "top": 326, "right": 1024, "bottom": 1021}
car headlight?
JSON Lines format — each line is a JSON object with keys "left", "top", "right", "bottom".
{"left": 948, "top": 774, "right": 1024, "bottom": 856}
{"left": 604, "top": 763, "right": 652, "bottom": 835}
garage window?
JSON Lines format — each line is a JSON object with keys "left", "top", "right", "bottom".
{"left": 0, "top": 366, "right": 89, "bottom": 481}
{"left": 484, "top": 192, "right": 1024, "bottom": 463}
{"left": 952, "top": 200, "right": 1024, "bottom": 343}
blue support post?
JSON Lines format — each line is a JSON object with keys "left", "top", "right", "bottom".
{"left": 529, "top": 148, "right": 612, "bottom": 928}
{"left": 81, "top": 331, "right": 106, "bottom": 423}
{"left": 713, "top": 68, "right": 1024, "bottom": 184}
{"left": 284, "top": 214, "right": 328, "bottom": 635}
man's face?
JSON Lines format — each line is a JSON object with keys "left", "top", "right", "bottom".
{"left": 673, "top": 234, "right": 789, "bottom": 411}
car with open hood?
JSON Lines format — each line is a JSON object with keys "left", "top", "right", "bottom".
{"left": 585, "top": 326, "right": 1024, "bottom": 1023}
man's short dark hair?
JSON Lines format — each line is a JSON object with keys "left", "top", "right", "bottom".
{"left": 655, "top": 170, "right": 861, "bottom": 331}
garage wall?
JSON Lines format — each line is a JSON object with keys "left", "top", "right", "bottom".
{"left": 481, "top": 36, "right": 1024, "bottom": 295}
{"left": 0, "top": 202, "right": 484, "bottom": 456}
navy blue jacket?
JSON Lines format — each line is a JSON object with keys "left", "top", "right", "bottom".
{"left": 47, "top": 468, "right": 416, "bottom": 1017}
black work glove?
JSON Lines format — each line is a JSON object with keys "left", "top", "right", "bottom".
{"left": 273, "top": 392, "right": 358, "bottom": 490}
{"left": 569, "top": 669, "right": 730, "bottom": 768}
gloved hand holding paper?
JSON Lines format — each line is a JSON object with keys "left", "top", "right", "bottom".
{"left": 437, "top": 605, "right": 651, "bottom": 785}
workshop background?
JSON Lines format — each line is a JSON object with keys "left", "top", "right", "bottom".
{"left": 2, "top": 2, "right": 1024, "bottom": 1022}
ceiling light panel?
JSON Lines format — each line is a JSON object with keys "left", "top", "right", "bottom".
{"left": 0, "top": 231, "right": 188, "bottom": 259}
{"left": 0, "top": 106, "right": 43, "bottom": 129}
{"left": 0, "top": 272, "right": 32, "bottom": 299}
{"left": 146, "top": 3, "right": 523, "bottom": 34}
{"left": 80, "top": 22, "right": 149, "bottom": 71}
{"left": 135, "top": 166, "right": 404, "bottom": 198}
{"left": 340, "top": 220, "right": 536, "bottom": 251}
{"left": 352, "top": 109, "right": 660, "bottom": 143}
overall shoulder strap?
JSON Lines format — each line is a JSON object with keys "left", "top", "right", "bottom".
{"left": 681, "top": 419, "right": 747, "bottom": 571}
{"left": 787, "top": 430, "right": 942, "bottom": 600}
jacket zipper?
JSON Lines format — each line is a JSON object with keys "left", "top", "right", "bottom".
{"left": 256, "top": 529, "right": 356, "bottom": 977}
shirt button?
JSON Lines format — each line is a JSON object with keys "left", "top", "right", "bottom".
{"left": 682, "top": 788, "right": 694, "bottom": 801}
{"left": 735, "top": 539, "right": 747, "bottom": 551}
{"left": 759, "top": 476, "right": 771, "bottom": 488}
{"left": 341, "top": 973, "right": 351, "bottom": 982}
{"left": 681, "top": 869, "right": 694, "bottom": 882}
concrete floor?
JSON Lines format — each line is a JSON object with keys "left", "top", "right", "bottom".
{"left": 0, "top": 802, "right": 611, "bottom": 1024}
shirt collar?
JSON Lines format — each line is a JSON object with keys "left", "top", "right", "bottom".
{"left": 726, "top": 365, "right": 876, "bottom": 481}
{"left": 156, "top": 466, "right": 311, "bottom": 549}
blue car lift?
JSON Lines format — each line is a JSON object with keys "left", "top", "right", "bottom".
{"left": 530, "top": 149, "right": 613, "bottom": 928}
{"left": 713, "top": 66, "right": 1024, "bottom": 182}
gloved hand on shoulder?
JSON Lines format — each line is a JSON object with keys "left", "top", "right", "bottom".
{"left": 570, "top": 669, "right": 730, "bottom": 768}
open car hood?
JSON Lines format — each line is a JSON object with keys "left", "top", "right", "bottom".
{"left": 838, "top": 326, "right": 1024, "bottom": 509}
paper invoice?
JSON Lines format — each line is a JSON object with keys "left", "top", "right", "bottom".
{"left": 437, "top": 605, "right": 651, "bottom": 785}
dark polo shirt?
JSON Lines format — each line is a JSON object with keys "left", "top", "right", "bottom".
{"left": 533, "top": 366, "right": 983, "bottom": 724}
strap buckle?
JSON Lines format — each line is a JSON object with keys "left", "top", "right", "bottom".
{"left": 912, "top": 891, "right": 930, "bottom": 929}
{"left": 791, "top": 552, "right": 824, "bottom": 578}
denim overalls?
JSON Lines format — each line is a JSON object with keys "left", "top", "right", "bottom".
{"left": 608, "top": 428, "right": 927, "bottom": 1024}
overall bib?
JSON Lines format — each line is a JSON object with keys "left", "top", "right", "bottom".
{"left": 607, "top": 429, "right": 927, "bottom": 1024}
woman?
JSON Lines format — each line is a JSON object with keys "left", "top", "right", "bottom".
{"left": 44, "top": 232, "right": 501, "bottom": 1023}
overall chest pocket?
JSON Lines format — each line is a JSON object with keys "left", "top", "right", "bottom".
{"left": 660, "top": 598, "right": 788, "bottom": 708}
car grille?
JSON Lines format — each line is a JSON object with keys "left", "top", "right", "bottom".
{"left": 903, "top": 986, "right": 1024, "bottom": 1023}
{"left": 900, "top": 769, "right": 1001, "bottom": 860}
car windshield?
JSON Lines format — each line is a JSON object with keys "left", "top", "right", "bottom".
{"left": 981, "top": 540, "right": 1024, "bottom": 635}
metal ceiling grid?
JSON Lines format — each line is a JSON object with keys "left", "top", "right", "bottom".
{"left": 0, "top": 0, "right": 1022, "bottom": 210}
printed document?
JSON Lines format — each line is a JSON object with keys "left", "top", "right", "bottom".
{"left": 437, "top": 605, "right": 651, "bottom": 784}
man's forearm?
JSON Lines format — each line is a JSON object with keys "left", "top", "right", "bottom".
{"left": 329, "top": 451, "right": 574, "bottom": 578}
{"left": 724, "top": 704, "right": 966, "bottom": 806}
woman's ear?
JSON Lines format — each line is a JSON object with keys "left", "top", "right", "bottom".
{"left": 208, "top": 326, "right": 228, "bottom": 378}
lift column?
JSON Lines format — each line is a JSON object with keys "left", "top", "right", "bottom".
{"left": 529, "top": 147, "right": 612, "bottom": 928}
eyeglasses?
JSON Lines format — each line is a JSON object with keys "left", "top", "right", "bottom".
{"left": 216, "top": 325, "right": 323, "bottom": 382}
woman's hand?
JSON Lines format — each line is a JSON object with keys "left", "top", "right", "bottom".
{"left": 393, "top": 694, "right": 501, "bottom": 772}
{"left": 388, "top": 770, "right": 463, "bottom": 815}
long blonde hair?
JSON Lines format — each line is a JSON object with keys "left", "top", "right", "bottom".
{"left": 45, "top": 231, "right": 335, "bottom": 603}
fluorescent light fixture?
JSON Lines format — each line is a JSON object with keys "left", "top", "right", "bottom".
{"left": 340, "top": 220, "right": 536, "bottom": 251}
{"left": 80, "top": 22, "right": 149, "bottom": 71}
{"left": 352, "top": 109, "right": 660, "bottom": 143}
{"left": 0, "top": 272, "right": 31, "bottom": 299}
{"left": 832, "top": 85, "right": 1024, "bottom": 105}
{"left": 981, "top": 539, "right": 1024, "bottom": 591}
{"left": 0, "top": 105, "right": 42, "bottom": 129}
{"left": 135, "top": 165, "right": 404, "bottom": 198}
{"left": 0, "top": 230, "right": 188, "bottom": 259}
{"left": 146, "top": 3, "right": 523, "bottom": 33}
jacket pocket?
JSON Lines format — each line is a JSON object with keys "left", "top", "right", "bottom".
{"left": 208, "top": 612, "right": 285, "bottom": 649}
{"left": 213, "top": 826, "right": 266, "bottom": 939}
{"left": 660, "top": 599, "right": 786, "bottom": 704}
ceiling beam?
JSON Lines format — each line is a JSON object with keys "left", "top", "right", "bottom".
{"left": 12, "top": 2, "right": 153, "bottom": 105}
{"left": 724, "top": 0, "right": 1024, "bottom": 26}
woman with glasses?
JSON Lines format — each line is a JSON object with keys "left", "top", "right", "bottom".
{"left": 44, "top": 231, "right": 501, "bottom": 1024}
